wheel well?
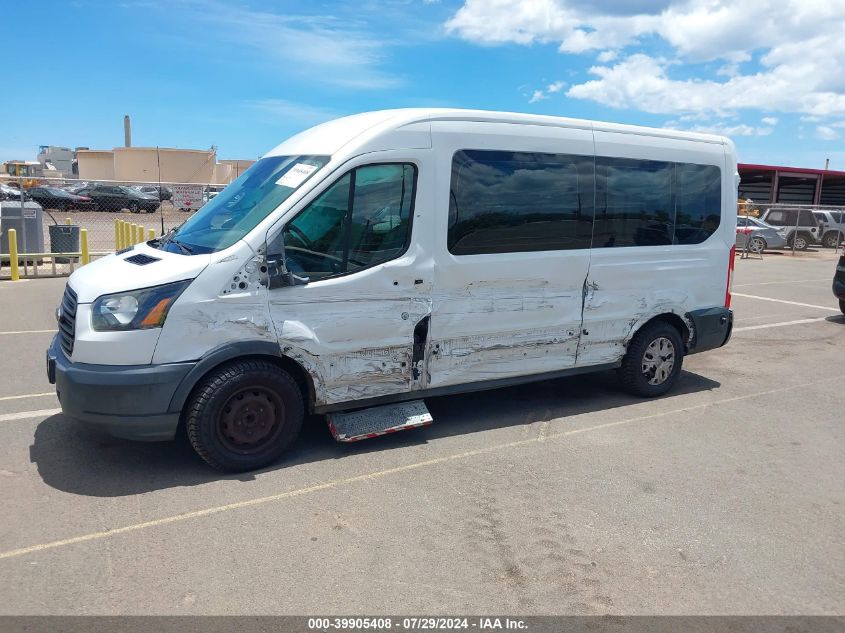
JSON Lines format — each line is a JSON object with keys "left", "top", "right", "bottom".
{"left": 178, "top": 353, "right": 316, "bottom": 418}
{"left": 639, "top": 313, "right": 690, "bottom": 351}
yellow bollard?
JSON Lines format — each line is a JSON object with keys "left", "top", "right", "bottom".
{"left": 115, "top": 219, "right": 122, "bottom": 251}
{"left": 148, "top": 228, "right": 156, "bottom": 241}
{"left": 123, "top": 222, "right": 131, "bottom": 249}
{"left": 8, "top": 228, "right": 20, "bottom": 281}
{"left": 65, "top": 217, "right": 72, "bottom": 225}
{"left": 137, "top": 225, "right": 145, "bottom": 244}
{"left": 81, "top": 229, "right": 90, "bottom": 265}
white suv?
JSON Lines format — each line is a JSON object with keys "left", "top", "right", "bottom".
{"left": 813, "top": 210, "right": 845, "bottom": 248}
{"left": 759, "top": 208, "right": 823, "bottom": 250}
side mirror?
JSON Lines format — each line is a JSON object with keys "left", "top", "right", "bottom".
{"left": 265, "top": 255, "right": 309, "bottom": 288}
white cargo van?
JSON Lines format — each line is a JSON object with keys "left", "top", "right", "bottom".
{"left": 47, "top": 109, "right": 736, "bottom": 471}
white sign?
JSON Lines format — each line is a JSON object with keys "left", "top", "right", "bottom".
{"left": 276, "top": 163, "right": 317, "bottom": 189}
{"left": 172, "top": 184, "right": 204, "bottom": 210}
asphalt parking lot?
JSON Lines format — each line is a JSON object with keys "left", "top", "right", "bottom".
{"left": 0, "top": 250, "right": 843, "bottom": 615}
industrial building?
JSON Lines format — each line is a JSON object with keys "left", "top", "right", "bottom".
{"left": 738, "top": 163, "right": 845, "bottom": 206}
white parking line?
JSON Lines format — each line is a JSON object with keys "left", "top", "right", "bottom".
{"left": 0, "top": 392, "right": 54, "bottom": 402}
{"left": 0, "top": 329, "right": 56, "bottom": 335}
{"left": 733, "top": 279, "right": 830, "bottom": 287}
{"left": 0, "top": 408, "right": 61, "bottom": 422}
{"left": 732, "top": 293, "right": 839, "bottom": 311}
{"left": 734, "top": 317, "right": 834, "bottom": 332}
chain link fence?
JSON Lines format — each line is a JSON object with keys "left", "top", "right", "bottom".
{"left": 1, "top": 176, "right": 225, "bottom": 279}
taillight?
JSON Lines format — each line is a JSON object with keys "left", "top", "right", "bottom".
{"left": 725, "top": 244, "right": 736, "bottom": 308}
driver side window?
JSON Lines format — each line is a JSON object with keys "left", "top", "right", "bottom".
{"left": 278, "top": 163, "right": 417, "bottom": 282}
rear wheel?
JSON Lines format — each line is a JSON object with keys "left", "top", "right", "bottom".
{"left": 823, "top": 231, "right": 843, "bottom": 249}
{"left": 788, "top": 232, "right": 810, "bottom": 250}
{"left": 129, "top": 201, "right": 140, "bottom": 213}
{"left": 618, "top": 321, "right": 684, "bottom": 397}
{"left": 840, "top": 299, "right": 845, "bottom": 315}
{"left": 185, "top": 360, "right": 304, "bottom": 472}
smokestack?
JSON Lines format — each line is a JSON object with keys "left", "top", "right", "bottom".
{"left": 824, "top": 158, "right": 830, "bottom": 170}
{"left": 124, "top": 115, "right": 132, "bottom": 147}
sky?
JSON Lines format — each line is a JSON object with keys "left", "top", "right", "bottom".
{"left": 2, "top": 0, "right": 844, "bottom": 169}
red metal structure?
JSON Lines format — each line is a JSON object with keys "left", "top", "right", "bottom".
{"left": 739, "top": 163, "right": 845, "bottom": 206}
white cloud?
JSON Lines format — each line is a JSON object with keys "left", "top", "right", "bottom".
{"left": 666, "top": 121, "right": 773, "bottom": 137}
{"left": 566, "top": 53, "right": 845, "bottom": 117}
{"left": 446, "top": 0, "right": 845, "bottom": 117}
{"left": 528, "top": 90, "right": 548, "bottom": 103}
{"left": 171, "top": 0, "right": 400, "bottom": 89}
{"left": 246, "top": 100, "right": 342, "bottom": 126}
{"left": 527, "top": 80, "right": 566, "bottom": 103}
{"left": 761, "top": 117, "right": 779, "bottom": 126}
{"left": 817, "top": 125, "right": 840, "bottom": 140}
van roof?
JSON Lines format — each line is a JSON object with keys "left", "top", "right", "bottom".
{"left": 264, "top": 108, "right": 729, "bottom": 158}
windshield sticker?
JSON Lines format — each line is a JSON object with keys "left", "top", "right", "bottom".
{"left": 276, "top": 163, "right": 318, "bottom": 188}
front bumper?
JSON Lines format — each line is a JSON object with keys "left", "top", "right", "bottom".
{"left": 686, "top": 307, "right": 733, "bottom": 355}
{"left": 46, "top": 335, "right": 194, "bottom": 441}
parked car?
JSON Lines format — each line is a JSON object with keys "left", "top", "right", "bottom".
{"left": 812, "top": 210, "right": 845, "bottom": 248}
{"left": 758, "top": 207, "right": 823, "bottom": 250}
{"left": 73, "top": 184, "right": 160, "bottom": 213}
{"left": 834, "top": 250, "right": 845, "bottom": 314}
{"left": 736, "top": 216, "right": 788, "bottom": 252}
{"left": 25, "top": 186, "right": 95, "bottom": 211}
{"left": 0, "top": 183, "right": 22, "bottom": 200}
{"left": 132, "top": 185, "right": 173, "bottom": 201}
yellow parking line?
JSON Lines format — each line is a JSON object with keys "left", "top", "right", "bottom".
{"left": 0, "top": 373, "right": 841, "bottom": 562}
{"left": 0, "top": 392, "right": 54, "bottom": 402}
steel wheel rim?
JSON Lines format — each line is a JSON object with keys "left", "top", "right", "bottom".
{"left": 642, "top": 337, "right": 675, "bottom": 386}
{"left": 217, "top": 386, "right": 285, "bottom": 454}
{"left": 795, "top": 236, "right": 806, "bottom": 249}
{"left": 749, "top": 237, "right": 765, "bottom": 252}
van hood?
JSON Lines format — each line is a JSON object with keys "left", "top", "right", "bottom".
{"left": 68, "top": 243, "right": 211, "bottom": 303}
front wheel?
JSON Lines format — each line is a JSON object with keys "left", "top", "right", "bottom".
{"left": 618, "top": 321, "right": 684, "bottom": 397}
{"left": 840, "top": 299, "right": 845, "bottom": 316}
{"left": 185, "top": 360, "right": 304, "bottom": 472}
{"left": 748, "top": 235, "right": 766, "bottom": 253}
{"left": 129, "top": 201, "right": 140, "bottom": 213}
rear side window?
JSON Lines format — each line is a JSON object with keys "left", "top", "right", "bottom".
{"left": 594, "top": 158, "right": 721, "bottom": 248}
{"left": 675, "top": 164, "right": 722, "bottom": 244}
{"left": 448, "top": 150, "right": 594, "bottom": 255}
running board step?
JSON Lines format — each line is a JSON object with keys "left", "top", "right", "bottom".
{"left": 327, "top": 400, "right": 433, "bottom": 443}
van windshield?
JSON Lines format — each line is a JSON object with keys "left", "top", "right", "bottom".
{"left": 159, "top": 155, "right": 329, "bottom": 254}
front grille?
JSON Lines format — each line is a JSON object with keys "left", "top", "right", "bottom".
{"left": 58, "top": 285, "right": 77, "bottom": 357}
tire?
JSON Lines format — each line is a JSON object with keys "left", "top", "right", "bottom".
{"left": 823, "top": 231, "right": 843, "bottom": 249}
{"left": 618, "top": 320, "right": 684, "bottom": 397}
{"left": 748, "top": 235, "right": 766, "bottom": 253}
{"left": 788, "top": 233, "right": 810, "bottom": 250}
{"left": 840, "top": 299, "right": 845, "bottom": 316}
{"left": 129, "top": 201, "right": 140, "bottom": 214}
{"left": 185, "top": 360, "right": 304, "bottom": 472}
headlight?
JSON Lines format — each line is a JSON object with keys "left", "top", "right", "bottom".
{"left": 91, "top": 280, "right": 191, "bottom": 332}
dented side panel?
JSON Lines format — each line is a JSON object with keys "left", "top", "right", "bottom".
{"left": 264, "top": 149, "right": 436, "bottom": 406}
{"left": 427, "top": 121, "right": 594, "bottom": 388}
